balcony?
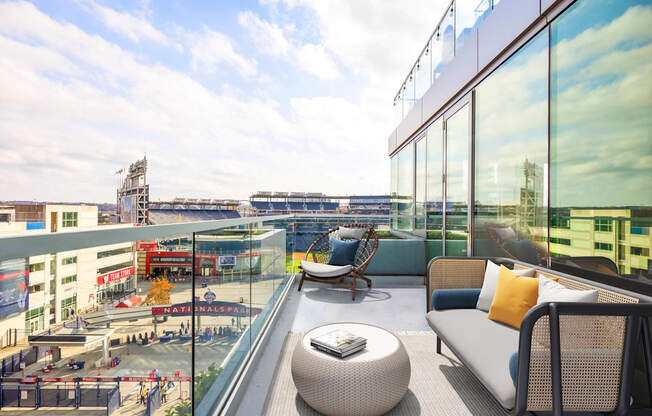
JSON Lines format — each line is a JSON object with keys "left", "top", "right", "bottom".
{"left": 0, "top": 214, "right": 650, "bottom": 415}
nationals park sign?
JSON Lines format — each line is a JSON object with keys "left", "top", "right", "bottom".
{"left": 151, "top": 301, "right": 262, "bottom": 317}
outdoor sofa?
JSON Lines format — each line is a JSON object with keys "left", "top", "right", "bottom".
{"left": 426, "top": 256, "right": 652, "bottom": 416}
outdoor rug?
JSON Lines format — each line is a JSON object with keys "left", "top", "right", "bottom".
{"left": 262, "top": 331, "right": 510, "bottom": 416}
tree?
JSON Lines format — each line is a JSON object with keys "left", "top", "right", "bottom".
{"left": 165, "top": 399, "right": 191, "bottom": 416}
{"left": 194, "top": 364, "right": 222, "bottom": 405}
{"left": 143, "top": 278, "right": 175, "bottom": 305}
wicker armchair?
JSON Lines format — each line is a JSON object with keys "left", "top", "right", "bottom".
{"left": 298, "top": 224, "right": 379, "bottom": 300}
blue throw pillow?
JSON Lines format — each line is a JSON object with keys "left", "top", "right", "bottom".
{"left": 327, "top": 238, "right": 360, "bottom": 266}
{"left": 432, "top": 289, "right": 481, "bottom": 310}
{"left": 509, "top": 351, "right": 518, "bottom": 386}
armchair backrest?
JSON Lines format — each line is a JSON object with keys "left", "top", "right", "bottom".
{"left": 304, "top": 224, "right": 379, "bottom": 270}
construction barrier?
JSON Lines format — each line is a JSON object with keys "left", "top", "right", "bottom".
{"left": 106, "top": 386, "right": 120, "bottom": 416}
{"left": 0, "top": 376, "right": 189, "bottom": 409}
{"left": 40, "top": 384, "right": 77, "bottom": 407}
{"left": 145, "top": 384, "right": 161, "bottom": 416}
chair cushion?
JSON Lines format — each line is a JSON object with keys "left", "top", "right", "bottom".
{"left": 427, "top": 308, "right": 519, "bottom": 409}
{"left": 327, "top": 238, "right": 360, "bottom": 266}
{"left": 432, "top": 289, "right": 481, "bottom": 311}
{"left": 301, "top": 260, "right": 352, "bottom": 278}
{"left": 488, "top": 266, "right": 538, "bottom": 329}
{"left": 477, "top": 260, "right": 535, "bottom": 311}
{"left": 337, "top": 226, "right": 366, "bottom": 240}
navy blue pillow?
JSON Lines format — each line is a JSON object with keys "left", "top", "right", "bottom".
{"left": 328, "top": 238, "right": 360, "bottom": 266}
{"left": 509, "top": 351, "right": 518, "bottom": 386}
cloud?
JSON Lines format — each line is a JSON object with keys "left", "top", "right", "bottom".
{"left": 76, "top": 0, "right": 174, "bottom": 47}
{"left": 187, "top": 28, "right": 257, "bottom": 78}
{"left": 295, "top": 43, "right": 339, "bottom": 80}
{"left": 238, "top": 10, "right": 339, "bottom": 80}
{"left": 237, "top": 11, "right": 290, "bottom": 57}
{"left": 0, "top": 0, "right": 394, "bottom": 202}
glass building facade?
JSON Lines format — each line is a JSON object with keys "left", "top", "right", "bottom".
{"left": 390, "top": 0, "right": 652, "bottom": 288}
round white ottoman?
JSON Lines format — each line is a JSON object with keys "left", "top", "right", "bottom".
{"left": 291, "top": 323, "right": 411, "bottom": 416}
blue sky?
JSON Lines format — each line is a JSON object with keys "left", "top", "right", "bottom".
{"left": 0, "top": 0, "right": 447, "bottom": 202}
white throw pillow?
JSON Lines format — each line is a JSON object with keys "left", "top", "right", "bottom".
{"left": 537, "top": 277, "right": 598, "bottom": 304}
{"left": 337, "top": 226, "right": 365, "bottom": 240}
{"left": 476, "top": 261, "right": 535, "bottom": 311}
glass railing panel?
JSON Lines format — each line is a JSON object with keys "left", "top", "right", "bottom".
{"left": 393, "top": 97, "right": 403, "bottom": 127}
{"left": 0, "top": 216, "right": 296, "bottom": 415}
{"left": 403, "top": 71, "right": 416, "bottom": 115}
{"left": 440, "top": 4, "right": 456, "bottom": 70}
{"left": 192, "top": 226, "right": 253, "bottom": 413}
{"left": 455, "top": 0, "right": 492, "bottom": 51}
{"left": 414, "top": 40, "right": 432, "bottom": 100}
{"left": 191, "top": 217, "right": 294, "bottom": 414}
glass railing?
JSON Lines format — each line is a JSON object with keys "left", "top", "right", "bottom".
{"left": 393, "top": 0, "right": 497, "bottom": 124}
{"left": 0, "top": 213, "right": 392, "bottom": 415}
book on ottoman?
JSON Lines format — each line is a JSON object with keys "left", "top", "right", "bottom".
{"left": 310, "top": 329, "right": 366, "bottom": 358}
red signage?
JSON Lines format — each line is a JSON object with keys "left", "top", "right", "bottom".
{"left": 97, "top": 266, "right": 134, "bottom": 285}
{"left": 137, "top": 242, "right": 159, "bottom": 251}
{"left": 121, "top": 376, "right": 158, "bottom": 382}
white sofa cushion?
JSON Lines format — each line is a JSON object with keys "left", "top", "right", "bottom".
{"left": 476, "top": 261, "right": 535, "bottom": 311}
{"left": 301, "top": 260, "right": 352, "bottom": 278}
{"left": 537, "top": 276, "right": 599, "bottom": 304}
{"left": 427, "top": 308, "right": 519, "bottom": 409}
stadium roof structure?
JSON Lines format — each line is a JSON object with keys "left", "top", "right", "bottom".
{"left": 250, "top": 192, "right": 386, "bottom": 200}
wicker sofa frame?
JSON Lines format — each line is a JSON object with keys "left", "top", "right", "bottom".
{"left": 298, "top": 224, "right": 379, "bottom": 300}
{"left": 427, "top": 256, "right": 652, "bottom": 416}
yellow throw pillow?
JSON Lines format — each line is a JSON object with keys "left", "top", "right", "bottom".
{"left": 488, "top": 265, "right": 539, "bottom": 329}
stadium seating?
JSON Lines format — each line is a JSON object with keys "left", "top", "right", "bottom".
{"left": 322, "top": 202, "right": 339, "bottom": 211}
{"left": 251, "top": 201, "right": 272, "bottom": 210}
{"left": 288, "top": 202, "right": 305, "bottom": 210}
{"left": 271, "top": 201, "right": 288, "bottom": 210}
{"left": 305, "top": 202, "right": 322, "bottom": 211}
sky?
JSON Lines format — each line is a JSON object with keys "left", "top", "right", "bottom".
{"left": 0, "top": 0, "right": 447, "bottom": 203}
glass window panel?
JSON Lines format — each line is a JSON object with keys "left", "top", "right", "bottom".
{"left": 455, "top": 0, "right": 492, "bottom": 50}
{"left": 426, "top": 118, "right": 444, "bottom": 259}
{"left": 391, "top": 155, "right": 399, "bottom": 229}
{"left": 445, "top": 104, "right": 470, "bottom": 255}
{"left": 474, "top": 30, "right": 549, "bottom": 265}
{"left": 415, "top": 138, "right": 427, "bottom": 233}
{"left": 550, "top": 0, "right": 652, "bottom": 284}
{"left": 397, "top": 143, "right": 415, "bottom": 231}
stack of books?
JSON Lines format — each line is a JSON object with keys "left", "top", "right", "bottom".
{"left": 310, "top": 329, "right": 367, "bottom": 358}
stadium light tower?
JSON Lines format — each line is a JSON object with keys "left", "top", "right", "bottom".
{"left": 116, "top": 156, "right": 149, "bottom": 225}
